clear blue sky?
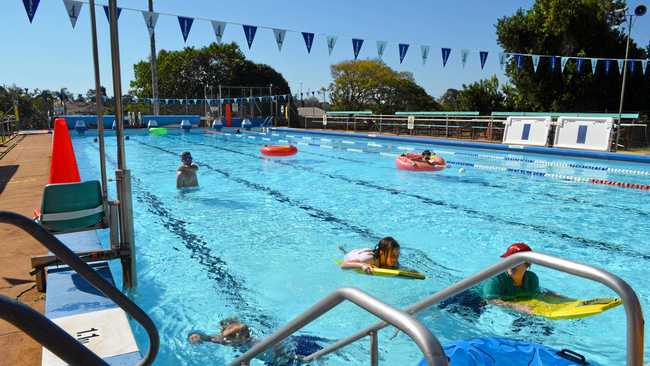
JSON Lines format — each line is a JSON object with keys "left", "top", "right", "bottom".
{"left": 2, "top": 0, "right": 649, "bottom": 99}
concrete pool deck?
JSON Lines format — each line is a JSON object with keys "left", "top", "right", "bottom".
{"left": 0, "top": 133, "right": 51, "bottom": 366}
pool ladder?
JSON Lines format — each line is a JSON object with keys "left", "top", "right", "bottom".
{"left": 230, "top": 251, "right": 644, "bottom": 366}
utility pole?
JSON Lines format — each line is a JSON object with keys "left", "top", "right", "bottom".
{"left": 615, "top": 5, "right": 646, "bottom": 151}
{"left": 149, "top": 0, "right": 159, "bottom": 116}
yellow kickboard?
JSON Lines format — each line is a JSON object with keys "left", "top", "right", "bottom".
{"left": 335, "top": 260, "right": 425, "bottom": 280}
{"left": 510, "top": 295, "right": 622, "bottom": 320}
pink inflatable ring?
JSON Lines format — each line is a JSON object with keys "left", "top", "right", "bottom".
{"left": 260, "top": 145, "right": 298, "bottom": 157}
{"left": 395, "top": 153, "right": 445, "bottom": 171}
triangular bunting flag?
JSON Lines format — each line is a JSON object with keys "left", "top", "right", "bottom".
{"left": 629, "top": 60, "right": 636, "bottom": 74}
{"left": 441, "top": 48, "right": 451, "bottom": 67}
{"left": 561, "top": 57, "right": 570, "bottom": 72}
{"left": 142, "top": 11, "right": 159, "bottom": 37}
{"left": 326, "top": 36, "right": 337, "bottom": 56}
{"left": 243, "top": 25, "right": 257, "bottom": 49}
{"left": 352, "top": 39, "right": 364, "bottom": 60}
{"left": 22, "top": 0, "right": 41, "bottom": 23}
{"left": 617, "top": 59, "right": 624, "bottom": 74}
{"left": 605, "top": 60, "right": 612, "bottom": 75}
{"left": 211, "top": 21, "right": 226, "bottom": 44}
{"left": 590, "top": 58, "right": 598, "bottom": 74}
{"left": 398, "top": 44, "right": 409, "bottom": 64}
{"left": 421, "top": 45, "right": 430, "bottom": 65}
{"left": 479, "top": 51, "right": 488, "bottom": 70}
{"left": 499, "top": 53, "right": 508, "bottom": 70}
{"left": 62, "top": 0, "right": 83, "bottom": 29}
{"left": 643, "top": 60, "right": 648, "bottom": 75}
{"left": 531, "top": 55, "right": 540, "bottom": 72}
{"left": 177, "top": 16, "right": 194, "bottom": 43}
{"left": 377, "top": 41, "right": 387, "bottom": 59}
{"left": 550, "top": 56, "right": 558, "bottom": 71}
{"left": 302, "top": 32, "right": 315, "bottom": 54}
{"left": 273, "top": 29, "right": 286, "bottom": 52}
{"left": 515, "top": 54, "right": 525, "bottom": 70}
{"left": 461, "top": 49, "right": 470, "bottom": 68}
{"left": 576, "top": 58, "right": 584, "bottom": 73}
{"left": 103, "top": 5, "right": 122, "bottom": 22}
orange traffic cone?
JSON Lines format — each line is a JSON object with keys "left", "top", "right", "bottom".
{"left": 49, "top": 118, "right": 81, "bottom": 184}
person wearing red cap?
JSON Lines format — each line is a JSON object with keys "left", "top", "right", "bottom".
{"left": 482, "top": 243, "right": 541, "bottom": 313}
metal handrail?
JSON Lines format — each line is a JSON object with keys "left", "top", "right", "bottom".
{"left": 0, "top": 211, "right": 159, "bottom": 366}
{"left": 228, "top": 287, "right": 448, "bottom": 366}
{"left": 305, "top": 252, "right": 644, "bottom": 366}
{"left": 1, "top": 295, "right": 108, "bottom": 365}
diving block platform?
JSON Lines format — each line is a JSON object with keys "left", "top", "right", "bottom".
{"left": 502, "top": 116, "right": 552, "bottom": 147}
{"left": 42, "top": 230, "right": 141, "bottom": 366}
{"left": 553, "top": 116, "right": 614, "bottom": 151}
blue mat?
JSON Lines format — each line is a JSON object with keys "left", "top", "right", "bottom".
{"left": 417, "top": 337, "right": 595, "bottom": 366}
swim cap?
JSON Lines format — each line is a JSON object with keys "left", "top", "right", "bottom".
{"left": 501, "top": 242, "right": 532, "bottom": 258}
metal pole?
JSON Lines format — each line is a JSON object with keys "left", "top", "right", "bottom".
{"left": 148, "top": 0, "right": 159, "bottom": 116}
{"left": 269, "top": 84, "right": 273, "bottom": 125}
{"left": 218, "top": 84, "right": 222, "bottom": 118}
{"left": 89, "top": 0, "right": 108, "bottom": 201}
{"left": 616, "top": 14, "right": 634, "bottom": 151}
{"left": 108, "top": 0, "right": 136, "bottom": 289}
{"left": 369, "top": 331, "right": 378, "bottom": 366}
{"left": 616, "top": 37, "right": 633, "bottom": 143}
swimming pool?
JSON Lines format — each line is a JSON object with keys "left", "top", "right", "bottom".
{"left": 73, "top": 128, "right": 650, "bottom": 365}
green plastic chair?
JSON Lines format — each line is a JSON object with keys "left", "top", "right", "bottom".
{"left": 38, "top": 180, "right": 105, "bottom": 233}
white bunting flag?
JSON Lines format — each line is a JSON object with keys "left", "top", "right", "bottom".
{"left": 532, "top": 55, "right": 540, "bottom": 72}
{"left": 62, "top": 0, "right": 83, "bottom": 29}
{"left": 590, "top": 58, "right": 598, "bottom": 74}
{"left": 421, "top": 45, "right": 430, "bottom": 65}
{"left": 377, "top": 41, "right": 387, "bottom": 59}
{"left": 643, "top": 60, "right": 648, "bottom": 75}
{"left": 499, "top": 53, "right": 507, "bottom": 70}
{"left": 617, "top": 59, "right": 624, "bottom": 74}
{"left": 326, "top": 35, "right": 337, "bottom": 56}
{"left": 561, "top": 57, "right": 570, "bottom": 72}
{"left": 211, "top": 21, "right": 226, "bottom": 44}
{"left": 273, "top": 29, "right": 286, "bottom": 52}
{"left": 461, "top": 49, "right": 470, "bottom": 68}
{"left": 142, "top": 11, "right": 159, "bottom": 37}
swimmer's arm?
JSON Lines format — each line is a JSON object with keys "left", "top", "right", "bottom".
{"left": 487, "top": 299, "right": 534, "bottom": 314}
{"left": 340, "top": 260, "right": 374, "bottom": 274}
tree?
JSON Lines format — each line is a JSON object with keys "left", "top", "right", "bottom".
{"left": 86, "top": 86, "right": 107, "bottom": 101}
{"left": 328, "top": 60, "right": 439, "bottom": 114}
{"left": 130, "top": 42, "right": 290, "bottom": 100}
{"left": 438, "top": 89, "right": 461, "bottom": 111}
{"left": 496, "top": 0, "right": 649, "bottom": 112}
{"left": 455, "top": 76, "right": 505, "bottom": 115}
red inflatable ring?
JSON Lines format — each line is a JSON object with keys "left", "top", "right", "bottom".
{"left": 395, "top": 153, "right": 445, "bottom": 171}
{"left": 260, "top": 145, "right": 298, "bottom": 157}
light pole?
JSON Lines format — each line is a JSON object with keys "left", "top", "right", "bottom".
{"left": 615, "top": 4, "right": 646, "bottom": 151}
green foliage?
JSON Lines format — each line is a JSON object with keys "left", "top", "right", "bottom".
{"left": 0, "top": 85, "right": 55, "bottom": 129}
{"left": 496, "top": 0, "right": 649, "bottom": 112}
{"left": 130, "top": 42, "right": 291, "bottom": 99}
{"left": 439, "top": 76, "right": 506, "bottom": 114}
{"left": 328, "top": 60, "right": 439, "bottom": 114}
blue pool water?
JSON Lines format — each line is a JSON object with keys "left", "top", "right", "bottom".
{"left": 73, "top": 129, "right": 650, "bottom": 365}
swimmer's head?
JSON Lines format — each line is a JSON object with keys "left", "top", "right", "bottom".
{"left": 374, "top": 237, "right": 400, "bottom": 268}
{"left": 218, "top": 318, "right": 251, "bottom": 345}
{"left": 180, "top": 151, "right": 193, "bottom": 164}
